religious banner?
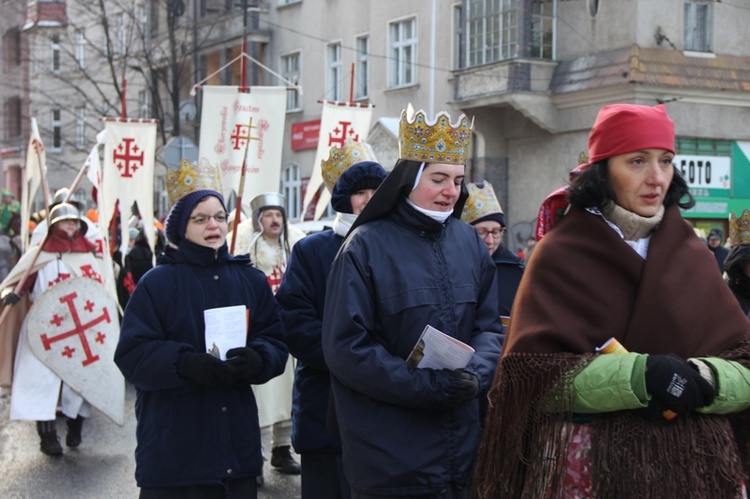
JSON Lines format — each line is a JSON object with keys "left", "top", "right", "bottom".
{"left": 26, "top": 277, "right": 124, "bottom": 425}
{"left": 21, "top": 118, "right": 47, "bottom": 251}
{"left": 198, "top": 86, "right": 287, "bottom": 212}
{"left": 101, "top": 120, "right": 157, "bottom": 256}
{"left": 301, "top": 102, "right": 373, "bottom": 220}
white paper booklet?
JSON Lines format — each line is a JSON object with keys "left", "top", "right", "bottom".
{"left": 203, "top": 305, "right": 247, "bottom": 360}
{"left": 406, "top": 325, "right": 475, "bottom": 370}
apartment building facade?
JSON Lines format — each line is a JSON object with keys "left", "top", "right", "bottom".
{"left": 3, "top": 1, "right": 750, "bottom": 248}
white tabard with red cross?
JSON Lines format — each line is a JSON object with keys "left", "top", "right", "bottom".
{"left": 23, "top": 277, "right": 124, "bottom": 425}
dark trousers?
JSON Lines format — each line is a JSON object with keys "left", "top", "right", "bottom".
{"left": 350, "top": 484, "right": 468, "bottom": 499}
{"left": 139, "top": 476, "right": 257, "bottom": 499}
{"left": 301, "top": 453, "right": 350, "bottom": 499}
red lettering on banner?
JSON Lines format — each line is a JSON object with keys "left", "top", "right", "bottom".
{"left": 113, "top": 138, "right": 144, "bottom": 178}
{"left": 40, "top": 291, "right": 112, "bottom": 367}
{"left": 328, "top": 121, "right": 359, "bottom": 147}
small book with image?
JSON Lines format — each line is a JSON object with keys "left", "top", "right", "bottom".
{"left": 406, "top": 324, "right": 475, "bottom": 370}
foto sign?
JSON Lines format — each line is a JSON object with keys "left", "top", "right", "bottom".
{"left": 674, "top": 154, "right": 731, "bottom": 197}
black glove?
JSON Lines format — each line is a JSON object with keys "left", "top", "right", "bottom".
{"left": 444, "top": 369, "right": 480, "bottom": 405}
{"left": 178, "top": 352, "right": 236, "bottom": 386}
{"left": 2, "top": 292, "right": 21, "bottom": 305}
{"left": 226, "top": 347, "right": 263, "bottom": 383}
{"left": 644, "top": 354, "right": 715, "bottom": 415}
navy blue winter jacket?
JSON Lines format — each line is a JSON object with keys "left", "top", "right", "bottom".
{"left": 322, "top": 199, "right": 503, "bottom": 496}
{"left": 115, "top": 240, "right": 288, "bottom": 488}
{"left": 492, "top": 244, "right": 525, "bottom": 316}
{"left": 276, "top": 229, "right": 343, "bottom": 455}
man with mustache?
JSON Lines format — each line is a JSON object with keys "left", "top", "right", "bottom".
{"left": 228, "top": 193, "right": 306, "bottom": 479}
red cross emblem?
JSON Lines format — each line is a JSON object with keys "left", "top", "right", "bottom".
{"left": 48, "top": 272, "right": 71, "bottom": 287}
{"left": 80, "top": 264, "right": 103, "bottom": 283}
{"left": 113, "top": 137, "right": 144, "bottom": 178}
{"left": 328, "top": 121, "right": 359, "bottom": 148}
{"left": 32, "top": 138, "right": 45, "bottom": 155}
{"left": 40, "top": 291, "right": 111, "bottom": 367}
{"left": 266, "top": 265, "right": 284, "bottom": 294}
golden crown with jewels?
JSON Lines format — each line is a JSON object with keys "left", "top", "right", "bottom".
{"left": 461, "top": 181, "right": 504, "bottom": 224}
{"left": 321, "top": 139, "right": 380, "bottom": 193}
{"left": 398, "top": 107, "right": 472, "bottom": 165}
{"left": 166, "top": 158, "right": 222, "bottom": 206}
{"left": 729, "top": 209, "right": 750, "bottom": 246}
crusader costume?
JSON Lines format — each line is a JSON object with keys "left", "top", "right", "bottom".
{"left": 228, "top": 192, "right": 305, "bottom": 476}
{"left": 2, "top": 202, "right": 114, "bottom": 456}
{"left": 276, "top": 139, "right": 387, "bottom": 498}
{"left": 115, "top": 161, "right": 288, "bottom": 496}
{"left": 473, "top": 104, "right": 750, "bottom": 498}
{"left": 322, "top": 108, "right": 503, "bottom": 497}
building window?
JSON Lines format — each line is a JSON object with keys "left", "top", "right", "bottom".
{"left": 281, "top": 164, "right": 302, "bottom": 220}
{"left": 116, "top": 13, "right": 127, "bottom": 55}
{"left": 75, "top": 29, "right": 86, "bottom": 68}
{"left": 51, "top": 109, "right": 62, "bottom": 152}
{"left": 139, "top": 90, "right": 150, "bottom": 118}
{"left": 356, "top": 35, "right": 370, "bottom": 99}
{"left": 51, "top": 34, "right": 60, "bottom": 73}
{"left": 75, "top": 106, "right": 86, "bottom": 149}
{"left": 467, "top": 0, "right": 518, "bottom": 66}
{"left": 282, "top": 52, "right": 301, "bottom": 111}
{"left": 150, "top": 0, "right": 159, "bottom": 37}
{"left": 327, "top": 42, "right": 342, "bottom": 101}
{"left": 4, "top": 97, "right": 22, "bottom": 139}
{"left": 453, "top": 3, "right": 465, "bottom": 69}
{"left": 4, "top": 28, "right": 21, "bottom": 70}
{"left": 684, "top": 1, "right": 712, "bottom": 52}
{"left": 531, "top": 0, "right": 554, "bottom": 59}
{"left": 389, "top": 17, "right": 417, "bottom": 88}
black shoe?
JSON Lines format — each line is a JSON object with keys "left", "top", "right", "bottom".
{"left": 40, "top": 433, "right": 63, "bottom": 456}
{"left": 36, "top": 421, "right": 63, "bottom": 456}
{"left": 66, "top": 416, "right": 84, "bottom": 448}
{"left": 270, "top": 445, "right": 301, "bottom": 474}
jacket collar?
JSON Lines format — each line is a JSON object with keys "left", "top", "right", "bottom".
{"left": 159, "top": 239, "right": 236, "bottom": 267}
{"left": 392, "top": 196, "right": 448, "bottom": 235}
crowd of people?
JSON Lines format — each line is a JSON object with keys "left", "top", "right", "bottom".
{"left": 2, "top": 102, "right": 750, "bottom": 499}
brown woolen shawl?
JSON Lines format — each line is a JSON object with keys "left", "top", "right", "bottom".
{"left": 473, "top": 205, "right": 750, "bottom": 498}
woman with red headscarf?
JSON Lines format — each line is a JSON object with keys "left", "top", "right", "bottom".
{"left": 473, "top": 104, "right": 750, "bottom": 498}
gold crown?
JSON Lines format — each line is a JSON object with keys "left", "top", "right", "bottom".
{"left": 398, "top": 108, "right": 472, "bottom": 165}
{"left": 167, "top": 158, "right": 222, "bottom": 206}
{"left": 321, "top": 140, "right": 379, "bottom": 193}
{"left": 461, "top": 181, "right": 504, "bottom": 224}
{"left": 729, "top": 209, "right": 750, "bottom": 246}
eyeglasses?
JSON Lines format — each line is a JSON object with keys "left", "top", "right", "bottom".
{"left": 189, "top": 213, "right": 228, "bottom": 225}
{"left": 476, "top": 228, "right": 506, "bottom": 239}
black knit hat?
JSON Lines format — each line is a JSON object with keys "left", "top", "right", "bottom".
{"left": 331, "top": 161, "right": 387, "bottom": 214}
{"left": 165, "top": 190, "right": 226, "bottom": 246}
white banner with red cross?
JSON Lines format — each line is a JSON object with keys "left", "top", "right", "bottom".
{"left": 21, "top": 118, "right": 47, "bottom": 251}
{"left": 301, "top": 102, "right": 373, "bottom": 220}
{"left": 198, "top": 86, "right": 287, "bottom": 212}
{"left": 26, "top": 277, "right": 124, "bottom": 425}
{"left": 101, "top": 120, "right": 157, "bottom": 256}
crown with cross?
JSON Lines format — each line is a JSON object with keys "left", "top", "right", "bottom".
{"left": 321, "top": 139, "right": 380, "bottom": 193}
{"left": 461, "top": 181, "right": 504, "bottom": 225}
{"left": 398, "top": 106, "right": 473, "bottom": 165}
{"left": 166, "top": 158, "right": 222, "bottom": 206}
{"left": 730, "top": 209, "right": 750, "bottom": 246}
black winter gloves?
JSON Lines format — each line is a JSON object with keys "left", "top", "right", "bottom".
{"left": 178, "top": 352, "right": 236, "bottom": 386}
{"left": 444, "top": 369, "right": 480, "bottom": 405}
{"left": 645, "top": 353, "right": 715, "bottom": 416}
{"left": 226, "top": 347, "right": 264, "bottom": 383}
{"left": 2, "top": 292, "right": 21, "bottom": 305}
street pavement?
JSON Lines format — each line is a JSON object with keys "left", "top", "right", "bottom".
{"left": 0, "top": 383, "right": 301, "bottom": 498}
